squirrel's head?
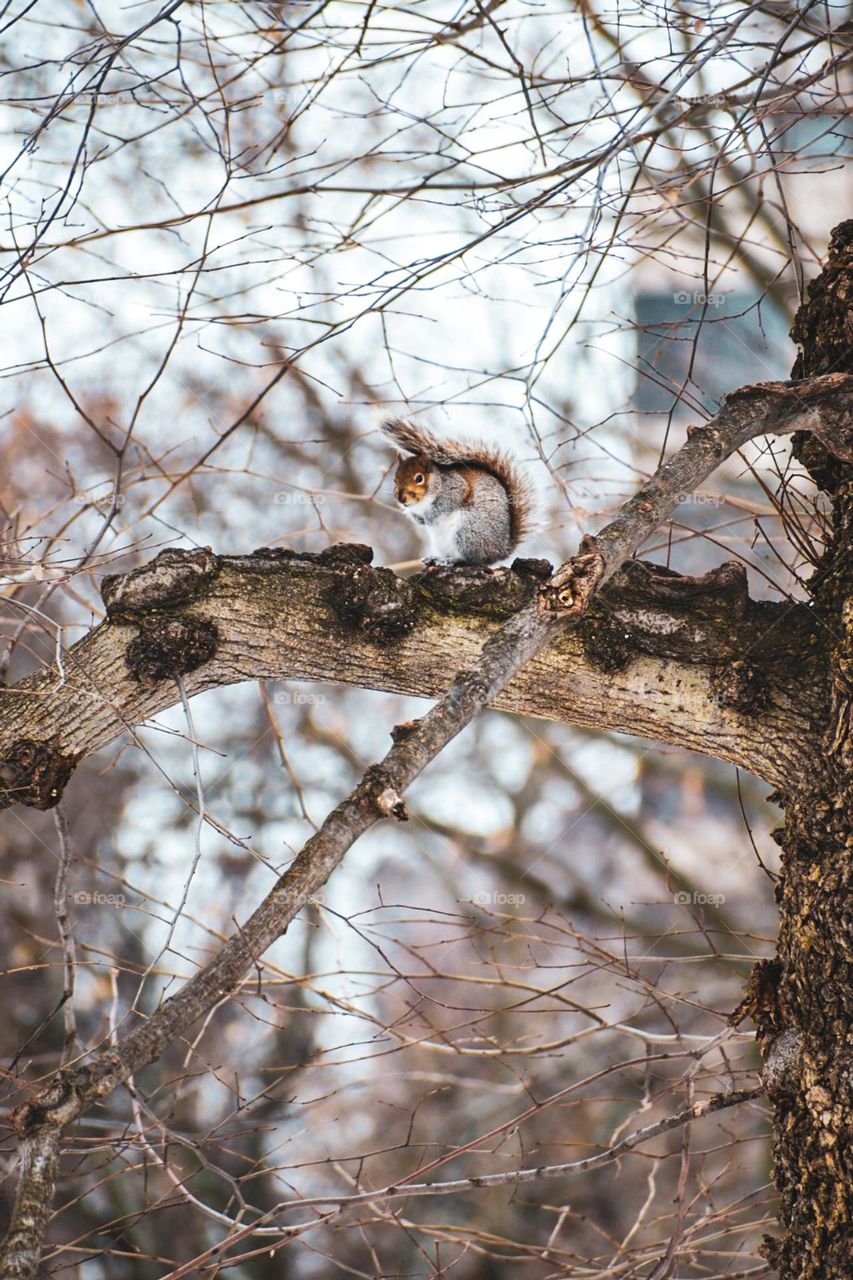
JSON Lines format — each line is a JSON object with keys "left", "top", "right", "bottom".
{"left": 393, "top": 453, "right": 435, "bottom": 508}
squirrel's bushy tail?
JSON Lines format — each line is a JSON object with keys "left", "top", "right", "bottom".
{"left": 381, "top": 418, "right": 535, "bottom": 548}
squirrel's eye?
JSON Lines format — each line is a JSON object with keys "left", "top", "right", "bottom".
{"left": 414, "top": 473, "right": 425, "bottom": 485}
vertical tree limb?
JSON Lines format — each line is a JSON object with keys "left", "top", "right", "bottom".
{"left": 735, "top": 223, "right": 853, "bottom": 1280}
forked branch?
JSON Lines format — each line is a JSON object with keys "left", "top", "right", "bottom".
{"left": 1, "top": 372, "right": 851, "bottom": 1277}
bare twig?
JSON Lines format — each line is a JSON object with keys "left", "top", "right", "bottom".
{"left": 0, "top": 373, "right": 844, "bottom": 1276}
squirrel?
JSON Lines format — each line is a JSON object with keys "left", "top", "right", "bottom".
{"left": 381, "top": 419, "right": 534, "bottom": 567}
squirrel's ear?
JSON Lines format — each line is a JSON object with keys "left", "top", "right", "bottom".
{"left": 395, "top": 450, "right": 407, "bottom": 461}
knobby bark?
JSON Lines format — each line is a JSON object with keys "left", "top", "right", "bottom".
{"left": 733, "top": 220, "right": 853, "bottom": 1278}
{"left": 0, "top": 359, "right": 852, "bottom": 1271}
{"left": 1, "top": 375, "right": 850, "bottom": 811}
{"left": 0, "top": 547, "right": 830, "bottom": 800}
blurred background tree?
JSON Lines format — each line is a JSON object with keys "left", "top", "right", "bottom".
{"left": 1, "top": 0, "right": 851, "bottom": 1275}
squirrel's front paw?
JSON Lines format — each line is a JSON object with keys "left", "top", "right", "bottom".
{"left": 422, "top": 556, "right": 457, "bottom": 569}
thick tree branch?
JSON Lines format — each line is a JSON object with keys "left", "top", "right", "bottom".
{"left": 0, "top": 548, "right": 827, "bottom": 802}
{"left": 1, "top": 371, "right": 850, "bottom": 1277}
{"left": 2, "top": 375, "right": 848, "bottom": 804}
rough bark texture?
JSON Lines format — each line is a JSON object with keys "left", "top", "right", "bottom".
{"left": 3, "top": 370, "right": 852, "bottom": 813}
{"left": 0, "top": 358, "right": 852, "bottom": 1272}
{"left": 0, "top": 547, "right": 829, "bottom": 802}
{"left": 736, "top": 223, "right": 853, "bottom": 1278}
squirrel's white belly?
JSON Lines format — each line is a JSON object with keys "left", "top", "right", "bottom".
{"left": 404, "top": 493, "right": 464, "bottom": 562}
{"left": 426, "top": 510, "right": 464, "bottom": 560}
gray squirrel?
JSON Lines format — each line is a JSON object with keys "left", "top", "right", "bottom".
{"left": 382, "top": 419, "right": 534, "bottom": 566}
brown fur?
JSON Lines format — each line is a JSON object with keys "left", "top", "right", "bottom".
{"left": 455, "top": 466, "right": 485, "bottom": 508}
{"left": 394, "top": 454, "right": 434, "bottom": 507}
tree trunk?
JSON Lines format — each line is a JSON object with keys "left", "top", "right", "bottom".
{"left": 740, "top": 221, "right": 853, "bottom": 1278}
{"left": 1, "top": 235, "right": 852, "bottom": 1276}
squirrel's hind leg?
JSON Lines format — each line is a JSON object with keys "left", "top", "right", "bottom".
{"left": 452, "top": 511, "right": 508, "bottom": 567}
